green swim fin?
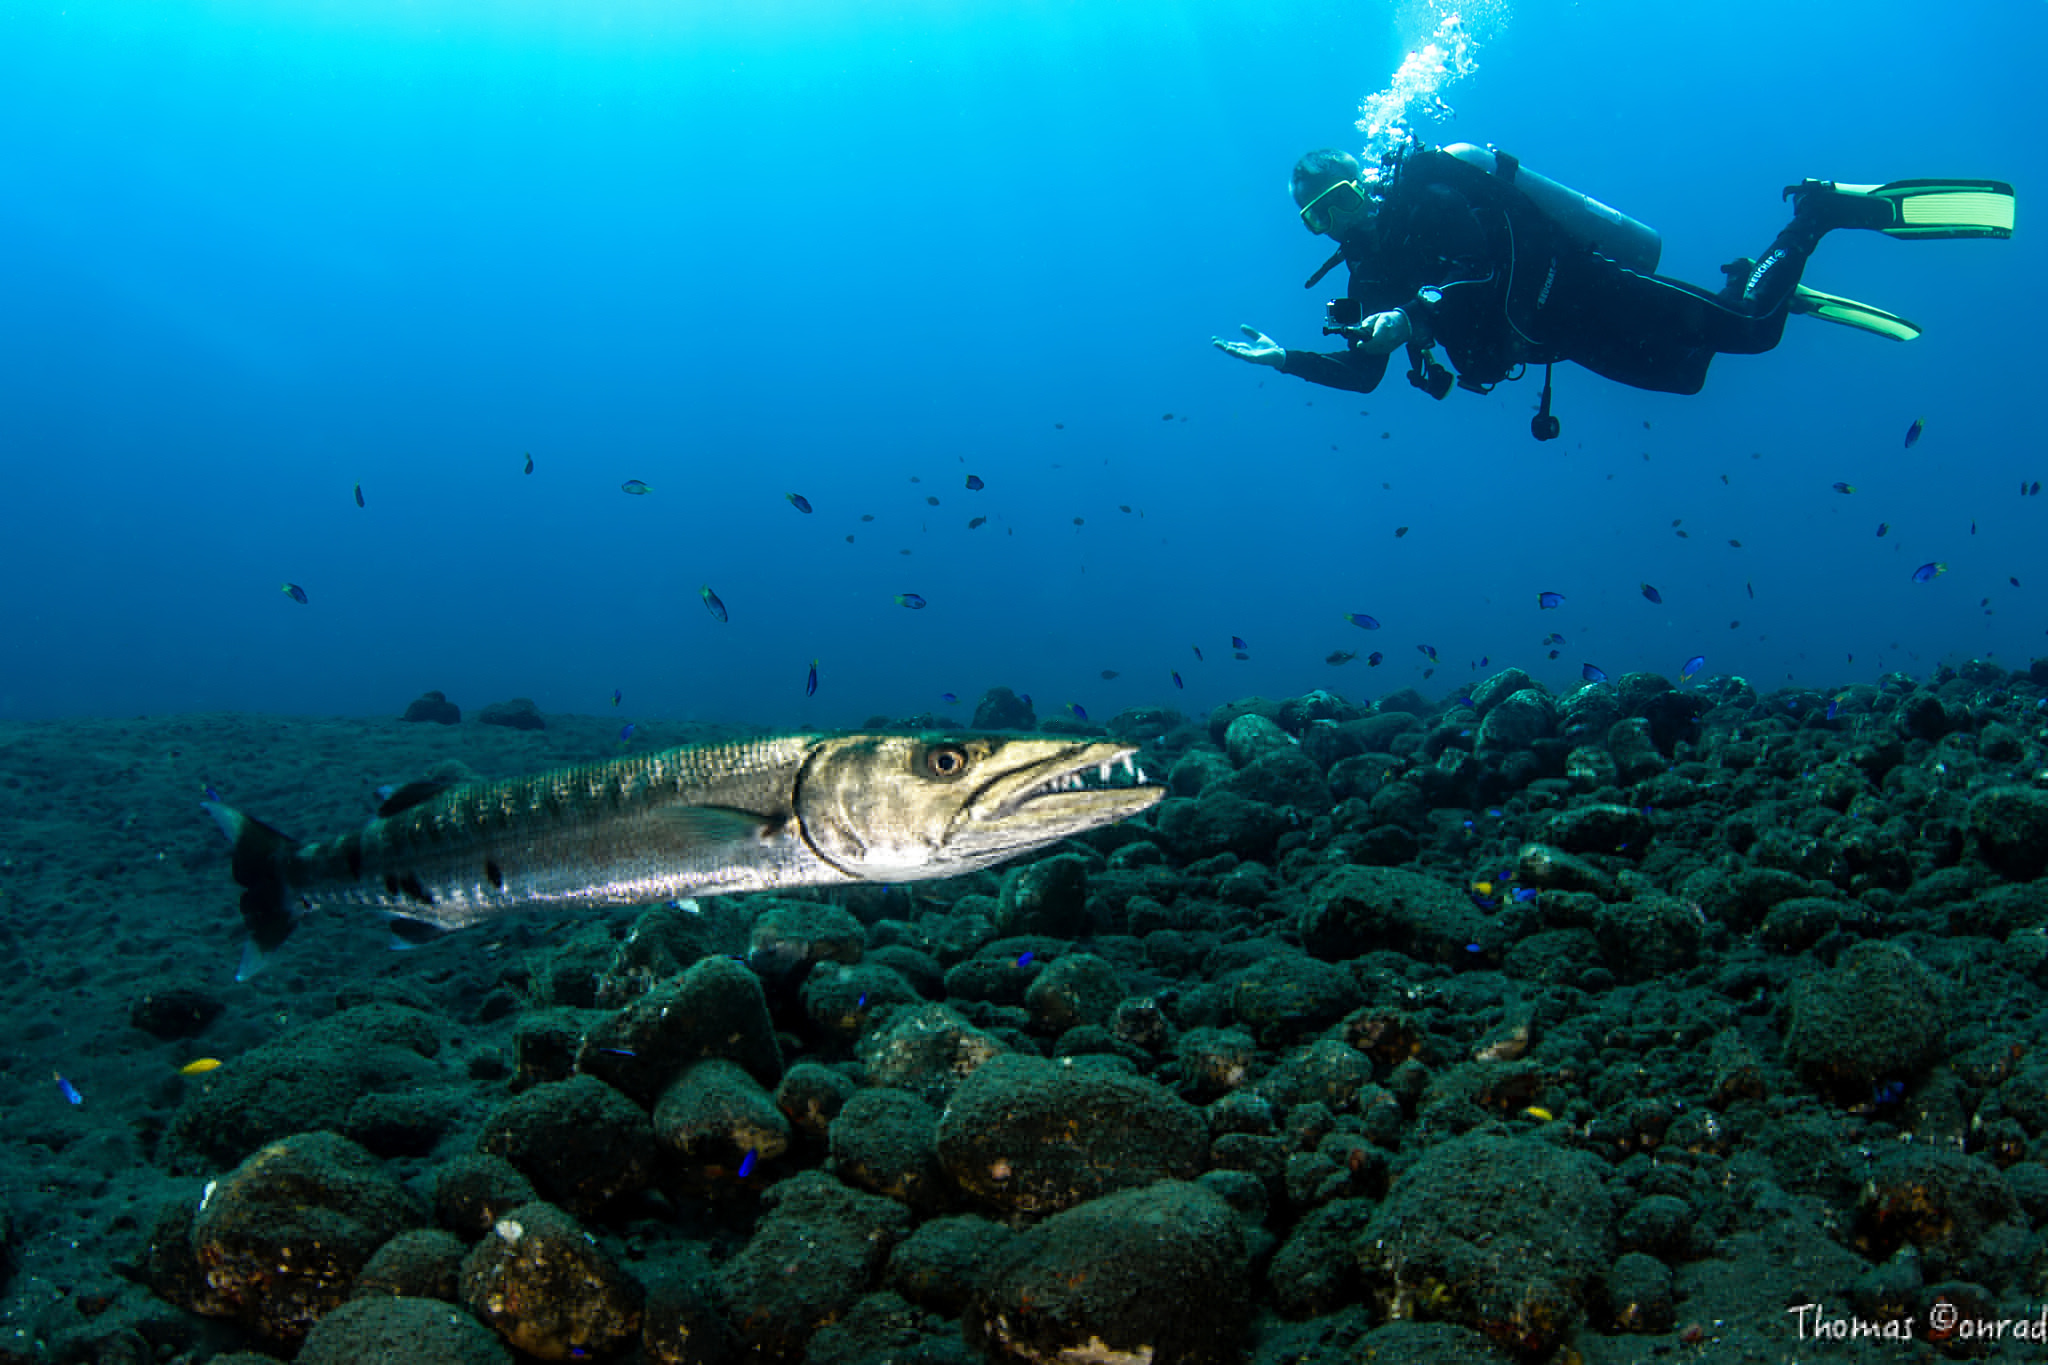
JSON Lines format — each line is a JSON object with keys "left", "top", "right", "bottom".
{"left": 1789, "top": 285, "right": 1923, "bottom": 342}
{"left": 1786, "top": 178, "right": 2015, "bottom": 239}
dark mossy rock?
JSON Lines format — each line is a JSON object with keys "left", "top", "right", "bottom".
{"left": 718, "top": 1172, "right": 913, "bottom": 1359}
{"left": 971, "top": 686, "right": 1036, "bottom": 730}
{"left": 1968, "top": 786, "right": 2048, "bottom": 880}
{"left": 1854, "top": 1145, "right": 2024, "bottom": 1284}
{"left": 477, "top": 1075, "right": 657, "bottom": 1218}
{"left": 459, "top": 1202, "right": 642, "bottom": 1361}
{"left": 299, "top": 1296, "right": 511, "bottom": 1364}
{"left": 400, "top": 690, "right": 461, "bottom": 724}
{"left": 476, "top": 698, "right": 545, "bottom": 730}
{"left": 129, "top": 983, "right": 225, "bottom": 1040}
{"left": 965, "top": 1181, "right": 1250, "bottom": 1365}
{"left": 1783, "top": 942, "right": 1946, "bottom": 1102}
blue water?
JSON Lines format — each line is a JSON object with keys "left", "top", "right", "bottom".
{"left": 2, "top": 0, "right": 2040, "bottom": 727}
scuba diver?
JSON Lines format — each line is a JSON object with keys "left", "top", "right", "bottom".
{"left": 1213, "top": 142, "right": 2015, "bottom": 440}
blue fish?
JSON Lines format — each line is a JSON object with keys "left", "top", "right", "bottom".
{"left": 1831, "top": 481, "right": 1856, "bottom": 495}
{"left": 54, "top": 1073, "right": 82, "bottom": 1106}
{"left": 1640, "top": 583, "right": 1663, "bottom": 605}
{"left": 965, "top": 474, "right": 985, "bottom": 490}
{"left": 737, "top": 1149, "right": 757, "bottom": 1178}
{"left": 1904, "top": 417, "right": 1925, "bottom": 449}
{"left": 621, "top": 479, "right": 653, "bottom": 495}
{"left": 353, "top": 482, "right": 364, "bottom": 508}
{"left": 1681, "top": 655, "right": 1705, "bottom": 680}
{"left": 1417, "top": 644, "right": 1437, "bottom": 662}
{"left": 805, "top": 660, "right": 818, "bottom": 698}
{"left": 1826, "top": 696, "right": 1843, "bottom": 721}
{"left": 1171, "top": 670, "right": 1183, "bottom": 690}
{"left": 619, "top": 723, "right": 636, "bottom": 742}
{"left": 1911, "top": 561, "right": 1946, "bottom": 583}
{"left": 1510, "top": 887, "right": 1538, "bottom": 904}
{"left": 785, "top": 493, "right": 813, "bottom": 514}
{"left": 1366, "top": 651, "right": 1383, "bottom": 666}
{"left": 896, "top": 593, "right": 928, "bottom": 609}
{"left": 1231, "top": 636, "right": 1248, "bottom": 651}
{"left": 700, "top": 585, "right": 728, "bottom": 622}
{"left": 1877, "top": 522, "right": 1890, "bottom": 537}
{"left": 1345, "top": 613, "right": 1382, "bottom": 630}
{"left": 523, "top": 452, "right": 534, "bottom": 474}
{"left": 612, "top": 688, "right": 622, "bottom": 707}
{"left": 1537, "top": 591, "right": 1564, "bottom": 610}
{"left": 1582, "top": 663, "right": 1609, "bottom": 683}
{"left": 203, "top": 784, "right": 222, "bottom": 803}
{"left": 1542, "top": 632, "right": 1564, "bottom": 646}
{"left": 1191, "top": 645, "right": 1203, "bottom": 662}
{"left": 940, "top": 692, "right": 958, "bottom": 704}
{"left": 281, "top": 582, "right": 308, "bottom": 605}
{"left": 1016, "top": 950, "right": 1034, "bottom": 968}
{"left": 1067, "top": 702, "right": 1087, "bottom": 721}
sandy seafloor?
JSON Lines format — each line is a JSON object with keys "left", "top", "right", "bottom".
{"left": 2, "top": 666, "right": 2047, "bottom": 1364}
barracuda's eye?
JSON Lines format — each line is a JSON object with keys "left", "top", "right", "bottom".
{"left": 925, "top": 744, "right": 971, "bottom": 779}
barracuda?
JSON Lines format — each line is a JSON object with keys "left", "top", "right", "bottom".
{"left": 205, "top": 732, "right": 1161, "bottom": 979}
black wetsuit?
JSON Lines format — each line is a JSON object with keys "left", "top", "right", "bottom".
{"left": 1280, "top": 147, "right": 1823, "bottom": 398}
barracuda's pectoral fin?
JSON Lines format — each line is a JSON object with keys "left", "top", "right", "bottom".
{"left": 656, "top": 805, "right": 782, "bottom": 846}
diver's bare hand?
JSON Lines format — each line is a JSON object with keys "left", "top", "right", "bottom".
{"left": 1211, "top": 324, "right": 1285, "bottom": 368}
{"left": 1347, "top": 309, "right": 1414, "bottom": 356}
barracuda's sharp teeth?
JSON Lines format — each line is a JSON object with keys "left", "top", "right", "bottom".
{"left": 1098, "top": 762, "right": 1111, "bottom": 783}
{"left": 1119, "top": 754, "right": 1135, "bottom": 780}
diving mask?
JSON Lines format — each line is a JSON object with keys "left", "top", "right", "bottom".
{"left": 1299, "top": 178, "right": 1367, "bottom": 236}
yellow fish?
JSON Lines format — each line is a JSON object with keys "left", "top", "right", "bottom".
{"left": 177, "top": 1058, "right": 223, "bottom": 1076}
{"left": 1470, "top": 880, "right": 1493, "bottom": 896}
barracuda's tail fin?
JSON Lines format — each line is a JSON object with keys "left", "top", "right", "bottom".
{"left": 202, "top": 801, "right": 303, "bottom": 981}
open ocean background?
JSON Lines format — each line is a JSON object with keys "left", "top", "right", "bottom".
{"left": 2, "top": 0, "right": 2040, "bottom": 729}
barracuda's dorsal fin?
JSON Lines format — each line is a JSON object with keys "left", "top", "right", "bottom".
{"left": 657, "top": 805, "right": 777, "bottom": 844}
{"left": 377, "top": 779, "right": 458, "bottom": 817}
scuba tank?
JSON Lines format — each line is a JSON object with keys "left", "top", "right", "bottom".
{"left": 1439, "top": 142, "right": 1662, "bottom": 275}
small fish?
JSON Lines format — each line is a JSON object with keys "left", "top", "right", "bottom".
{"left": 1831, "top": 482, "right": 1856, "bottom": 495}
{"left": 700, "top": 586, "right": 728, "bottom": 621}
{"left": 621, "top": 479, "right": 653, "bottom": 495}
{"left": 2033, "top": 481, "right": 2043, "bottom": 497}
{"left": 1675, "top": 530, "right": 1690, "bottom": 539}
{"left": 1746, "top": 581, "right": 1754, "bottom": 599}
{"left": 1877, "top": 522, "right": 1890, "bottom": 537}
{"left": 1231, "top": 636, "right": 1248, "bottom": 650}
{"left": 1366, "top": 651, "right": 1383, "bottom": 666}
{"left": 1326, "top": 650, "right": 1357, "bottom": 665}
{"left": 786, "top": 493, "right": 813, "bottom": 514}
{"left": 1017, "top": 950, "right": 1036, "bottom": 968}
{"left": 805, "top": 660, "right": 818, "bottom": 698}
{"left": 1191, "top": 645, "right": 1204, "bottom": 662}
{"left": 1542, "top": 633, "right": 1564, "bottom": 646}
{"left": 1099, "top": 670, "right": 1119, "bottom": 680}
{"left": 1417, "top": 644, "right": 1437, "bottom": 662}
{"left": 54, "top": 1073, "right": 82, "bottom": 1105}
{"left": 177, "top": 1058, "right": 222, "bottom": 1076}
{"left": 1726, "top": 538, "right": 1740, "bottom": 548}
{"left": 737, "top": 1149, "right": 757, "bottom": 1179}
{"left": 940, "top": 692, "right": 958, "bottom": 704}
{"left": 860, "top": 514, "right": 875, "bottom": 522}
{"left": 1825, "top": 696, "right": 1843, "bottom": 721}
{"left": 281, "top": 582, "right": 308, "bottom": 605}
{"left": 1161, "top": 413, "right": 1174, "bottom": 422}
{"left": 1681, "top": 655, "right": 1705, "bottom": 680}
{"left": 523, "top": 452, "right": 534, "bottom": 475}
{"left": 967, "top": 516, "right": 987, "bottom": 530}
{"left": 1510, "top": 887, "right": 1538, "bottom": 904}
{"left": 353, "top": 482, "right": 364, "bottom": 508}
{"left": 1072, "top": 517, "right": 1085, "bottom": 526}
{"left": 1066, "top": 702, "right": 1088, "bottom": 720}
{"left": 1640, "top": 583, "right": 1663, "bottom": 605}
{"left": 1547, "top": 649, "right": 1560, "bottom": 659}
{"left": 965, "top": 475, "right": 985, "bottom": 491}
{"left": 1118, "top": 504, "right": 1133, "bottom": 513}
{"left": 1171, "top": 670, "right": 1183, "bottom": 689}
{"left": 2011, "top": 576, "right": 2022, "bottom": 588}
{"left": 1582, "top": 663, "right": 1608, "bottom": 683}
{"left": 1345, "top": 613, "right": 1382, "bottom": 630}
{"left": 926, "top": 496, "right": 941, "bottom": 507}
{"left": 203, "top": 784, "right": 222, "bottom": 803}
{"left": 1904, "top": 417, "right": 1925, "bottom": 448}
{"left": 1232, "top": 651, "right": 1249, "bottom": 661}
{"left": 1911, "top": 561, "right": 1946, "bottom": 583}
{"left": 619, "top": 723, "right": 636, "bottom": 742}
{"left": 1394, "top": 526, "right": 1410, "bottom": 538}
{"left": 896, "top": 593, "right": 928, "bottom": 610}
{"left": 1537, "top": 591, "right": 1564, "bottom": 610}
{"left": 1971, "top": 520, "right": 1977, "bottom": 535}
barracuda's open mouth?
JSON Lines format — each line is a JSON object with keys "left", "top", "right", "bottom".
{"left": 983, "top": 743, "right": 1160, "bottom": 823}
